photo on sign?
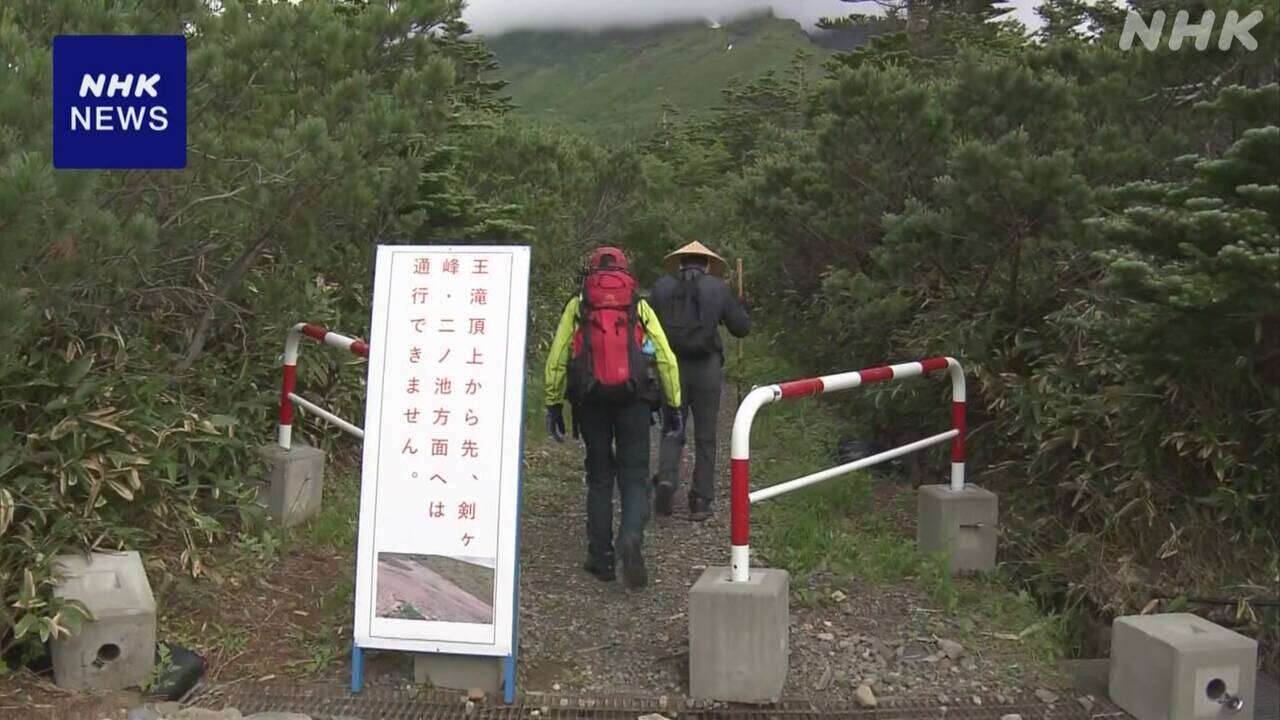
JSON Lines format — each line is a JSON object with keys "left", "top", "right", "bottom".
{"left": 374, "top": 552, "right": 495, "bottom": 625}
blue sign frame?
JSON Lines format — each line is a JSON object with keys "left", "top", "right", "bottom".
{"left": 350, "top": 244, "right": 530, "bottom": 704}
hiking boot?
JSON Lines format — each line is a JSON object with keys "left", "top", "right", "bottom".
{"left": 688, "top": 497, "right": 712, "bottom": 522}
{"left": 583, "top": 557, "right": 615, "bottom": 582}
{"left": 654, "top": 476, "right": 675, "bottom": 517}
{"left": 619, "top": 537, "right": 648, "bottom": 589}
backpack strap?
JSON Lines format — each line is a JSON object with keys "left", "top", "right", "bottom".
{"left": 577, "top": 280, "right": 593, "bottom": 352}
{"left": 567, "top": 288, "right": 594, "bottom": 404}
{"left": 627, "top": 294, "right": 645, "bottom": 390}
{"left": 627, "top": 294, "right": 641, "bottom": 349}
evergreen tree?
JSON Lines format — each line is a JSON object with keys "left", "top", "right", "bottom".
{"left": 708, "top": 0, "right": 1278, "bottom": 633}
{"left": 0, "top": 0, "right": 525, "bottom": 653}
{"left": 821, "top": 0, "right": 1028, "bottom": 71}
{"left": 0, "top": 0, "right": 513, "bottom": 370}
{"left": 1087, "top": 88, "right": 1278, "bottom": 523}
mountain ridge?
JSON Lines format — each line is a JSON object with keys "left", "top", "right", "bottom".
{"left": 484, "top": 14, "right": 842, "bottom": 137}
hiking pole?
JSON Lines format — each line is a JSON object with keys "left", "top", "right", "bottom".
{"left": 736, "top": 257, "right": 744, "bottom": 407}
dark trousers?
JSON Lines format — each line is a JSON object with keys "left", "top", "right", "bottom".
{"left": 657, "top": 354, "right": 722, "bottom": 505}
{"left": 577, "top": 398, "right": 653, "bottom": 564}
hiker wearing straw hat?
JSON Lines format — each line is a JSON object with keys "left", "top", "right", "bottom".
{"left": 648, "top": 240, "right": 750, "bottom": 521}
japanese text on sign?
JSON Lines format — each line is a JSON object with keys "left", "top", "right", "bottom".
{"left": 354, "top": 245, "right": 530, "bottom": 656}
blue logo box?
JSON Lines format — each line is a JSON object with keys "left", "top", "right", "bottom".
{"left": 53, "top": 35, "right": 186, "bottom": 169}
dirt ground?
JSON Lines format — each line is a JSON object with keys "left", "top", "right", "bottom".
{"left": 0, "top": 539, "right": 353, "bottom": 719}
{"left": 514, "top": 385, "right": 1067, "bottom": 704}
{"left": 3, "top": 387, "right": 1070, "bottom": 717}
{"left": 0, "top": 673, "right": 141, "bottom": 720}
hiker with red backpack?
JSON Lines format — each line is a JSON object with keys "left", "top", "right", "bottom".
{"left": 648, "top": 241, "right": 750, "bottom": 521}
{"left": 544, "top": 247, "right": 684, "bottom": 589}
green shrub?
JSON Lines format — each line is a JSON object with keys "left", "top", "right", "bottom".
{"left": 0, "top": 332, "right": 267, "bottom": 658}
{"left": 0, "top": 0, "right": 519, "bottom": 661}
{"left": 672, "top": 15, "right": 1278, "bottom": 656}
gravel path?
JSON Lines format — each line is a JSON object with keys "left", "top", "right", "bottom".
{"left": 516, "top": 385, "right": 1070, "bottom": 705}
{"left": 517, "top": 395, "right": 731, "bottom": 696}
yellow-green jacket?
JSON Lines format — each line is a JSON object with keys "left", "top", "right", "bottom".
{"left": 544, "top": 296, "right": 682, "bottom": 408}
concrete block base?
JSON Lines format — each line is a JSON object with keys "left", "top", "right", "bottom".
{"left": 257, "top": 443, "right": 325, "bottom": 527}
{"left": 688, "top": 566, "right": 789, "bottom": 703}
{"left": 1109, "top": 613, "right": 1257, "bottom": 720}
{"left": 49, "top": 551, "right": 156, "bottom": 691}
{"left": 413, "top": 653, "right": 503, "bottom": 695}
{"left": 916, "top": 484, "right": 997, "bottom": 573}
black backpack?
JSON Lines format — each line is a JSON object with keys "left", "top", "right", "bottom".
{"left": 660, "top": 270, "right": 719, "bottom": 358}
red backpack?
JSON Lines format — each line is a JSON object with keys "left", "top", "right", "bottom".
{"left": 567, "top": 267, "right": 648, "bottom": 404}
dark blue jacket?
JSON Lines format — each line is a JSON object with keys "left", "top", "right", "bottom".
{"left": 649, "top": 267, "right": 750, "bottom": 360}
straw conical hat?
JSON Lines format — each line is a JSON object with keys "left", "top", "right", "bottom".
{"left": 663, "top": 240, "right": 727, "bottom": 276}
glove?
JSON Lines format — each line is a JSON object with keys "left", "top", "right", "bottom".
{"left": 546, "top": 404, "right": 566, "bottom": 443}
{"left": 662, "top": 405, "right": 684, "bottom": 441}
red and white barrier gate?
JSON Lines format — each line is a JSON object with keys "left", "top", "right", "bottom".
{"left": 277, "top": 322, "right": 369, "bottom": 450}
{"left": 729, "top": 357, "right": 965, "bottom": 582}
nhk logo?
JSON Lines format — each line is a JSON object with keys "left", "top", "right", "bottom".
{"left": 53, "top": 36, "right": 186, "bottom": 169}
{"left": 73, "top": 74, "right": 170, "bottom": 131}
{"left": 1119, "top": 8, "right": 1266, "bottom": 51}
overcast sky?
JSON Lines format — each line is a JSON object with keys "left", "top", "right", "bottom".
{"left": 461, "top": 0, "right": 1046, "bottom": 36}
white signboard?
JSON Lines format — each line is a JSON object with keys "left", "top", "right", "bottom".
{"left": 353, "top": 244, "right": 530, "bottom": 656}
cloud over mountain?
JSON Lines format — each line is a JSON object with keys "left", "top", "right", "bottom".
{"left": 462, "top": 0, "right": 861, "bottom": 35}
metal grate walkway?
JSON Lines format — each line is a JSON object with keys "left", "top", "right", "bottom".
{"left": 211, "top": 680, "right": 1129, "bottom": 720}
